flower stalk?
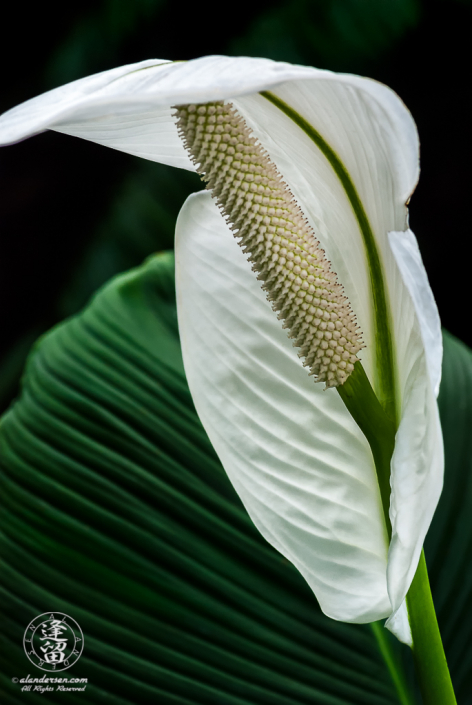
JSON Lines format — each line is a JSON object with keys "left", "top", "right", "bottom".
{"left": 407, "top": 552, "right": 457, "bottom": 704}
{"left": 339, "top": 367, "right": 456, "bottom": 704}
{"left": 337, "top": 361, "right": 394, "bottom": 538}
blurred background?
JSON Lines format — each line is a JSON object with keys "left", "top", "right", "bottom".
{"left": 1, "top": 0, "right": 471, "bottom": 411}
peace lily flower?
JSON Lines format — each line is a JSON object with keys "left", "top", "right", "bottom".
{"left": 0, "top": 58, "right": 444, "bottom": 649}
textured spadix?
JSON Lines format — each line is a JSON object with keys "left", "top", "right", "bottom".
{"left": 175, "top": 101, "right": 363, "bottom": 387}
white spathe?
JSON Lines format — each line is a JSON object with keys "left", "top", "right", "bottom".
{"left": 175, "top": 191, "right": 390, "bottom": 624}
{"left": 0, "top": 55, "right": 443, "bottom": 644}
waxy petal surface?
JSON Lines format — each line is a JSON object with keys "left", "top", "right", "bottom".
{"left": 388, "top": 230, "right": 443, "bottom": 615}
{"left": 389, "top": 230, "right": 442, "bottom": 396}
{"left": 176, "top": 191, "right": 390, "bottom": 624}
{"left": 0, "top": 56, "right": 315, "bottom": 167}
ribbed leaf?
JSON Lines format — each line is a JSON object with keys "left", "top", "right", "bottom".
{"left": 0, "top": 252, "right": 470, "bottom": 702}
{"left": 0, "top": 252, "right": 411, "bottom": 704}
{"left": 425, "top": 330, "right": 472, "bottom": 703}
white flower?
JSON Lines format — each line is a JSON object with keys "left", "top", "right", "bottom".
{"left": 0, "top": 56, "right": 443, "bottom": 644}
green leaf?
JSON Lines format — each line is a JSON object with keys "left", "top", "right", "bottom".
{"left": 0, "top": 252, "right": 469, "bottom": 703}
{"left": 425, "top": 330, "right": 472, "bottom": 703}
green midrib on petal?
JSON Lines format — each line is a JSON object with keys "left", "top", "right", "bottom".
{"left": 260, "top": 91, "right": 397, "bottom": 425}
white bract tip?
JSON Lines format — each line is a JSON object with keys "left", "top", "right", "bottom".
{"left": 175, "top": 101, "right": 363, "bottom": 387}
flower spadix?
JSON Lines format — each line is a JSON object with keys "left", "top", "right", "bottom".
{"left": 0, "top": 56, "right": 444, "bottom": 643}
{"left": 175, "top": 101, "right": 363, "bottom": 387}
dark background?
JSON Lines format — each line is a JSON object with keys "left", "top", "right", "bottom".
{"left": 1, "top": 0, "right": 471, "bottom": 410}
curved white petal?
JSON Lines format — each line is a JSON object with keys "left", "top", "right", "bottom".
{"left": 388, "top": 229, "right": 442, "bottom": 397}
{"left": 1, "top": 54, "right": 443, "bottom": 629}
{"left": 388, "top": 354, "right": 443, "bottom": 613}
{"left": 176, "top": 191, "right": 391, "bottom": 624}
{"left": 385, "top": 600, "right": 412, "bottom": 646}
{"left": 0, "top": 56, "right": 418, "bottom": 195}
{"left": 385, "top": 228, "right": 443, "bottom": 615}
{"left": 0, "top": 56, "right": 315, "bottom": 167}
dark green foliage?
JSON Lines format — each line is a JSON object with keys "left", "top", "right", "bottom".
{"left": 425, "top": 331, "right": 472, "bottom": 702}
{"left": 1, "top": 253, "right": 471, "bottom": 703}
{"left": 229, "top": 0, "right": 421, "bottom": 70}
{"left": 0, "top": 254, "right": 408, "bottom": 703}
{"left": 44, "top": 0, "right": 165, "bottom": 87}
{"left": 58, "top": 163, "right": 200, "bottom": 319}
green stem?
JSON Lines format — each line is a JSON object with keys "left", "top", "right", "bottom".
{"left": 337, "top": 362, "right": 394, "bottom": 539}
{"left": 338, "top": 362, "right": 456, "bottom": 704}
{"left": 407, "top": 551, "right": 457, "bottom": 704}
{"left": 370, "top": 621, "right": 414, "bottom": 705}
